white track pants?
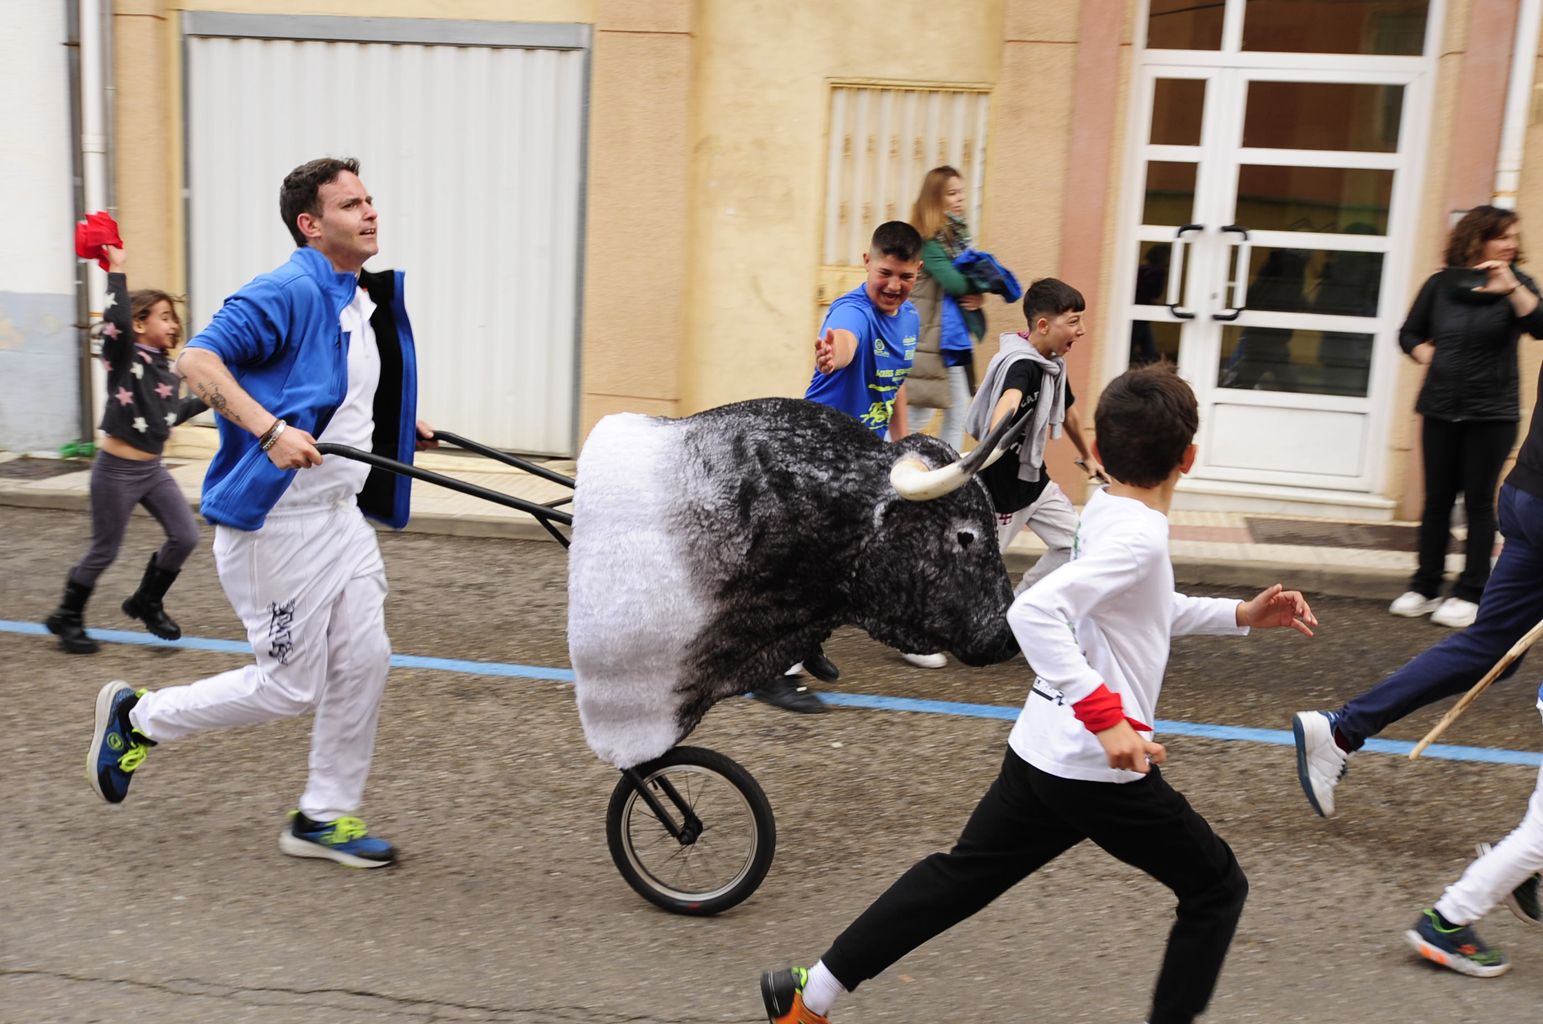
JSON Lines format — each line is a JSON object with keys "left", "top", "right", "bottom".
{"left": 130, "top": 501, "right": 390, "bottom": 821}
{"left": 997, "top": 482, "right": 1079, "bottom": 594}
{"left": 1434, "top": 709, "right": 1543, "bottom": 925}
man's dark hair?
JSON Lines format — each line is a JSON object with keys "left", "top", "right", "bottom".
{"left": 280, "top": 157, "right": 361, "bottom": 247}
{"left": 1093, "top": 363, "right": 1198, "bottom": 488}
{"left": 869, "top": 221, "right": 924, "bottom": 262}
{"left": 1023, "top": 277, "right": 1086, "bottom": 325}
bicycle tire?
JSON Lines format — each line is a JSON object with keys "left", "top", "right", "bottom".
{"left": 606, "top": 745, "right": 776, "bottom": 916}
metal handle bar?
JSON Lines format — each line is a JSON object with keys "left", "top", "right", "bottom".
{"left": 1213, "top": 224, "right": 1251, "bottom": 322}
{"left": 1166, "top": 224, "right": 1202, "bottom": 320}
{"left": 315, "top": 442, "right": 573, "bottom": 548}
{"left": 430, "top": 430, "right": 575, "bottom": 490}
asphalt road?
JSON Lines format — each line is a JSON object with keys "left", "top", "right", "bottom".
{"left": 3, "top": 504, "right": 1541, "bottom": 1023}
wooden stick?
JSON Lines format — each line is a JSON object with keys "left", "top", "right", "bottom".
{"left": 1409, "top": 616, "right": 1543, "bottom": 760}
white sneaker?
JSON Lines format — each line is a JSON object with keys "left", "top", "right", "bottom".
{"left": 1389, "top": 591, "right": 1442, "bottom": 617}
{"left": 1431, "top": 597, "right": 1479, "bottom": 629}
{"left": 1292, "top": 710, "right": 1350, "bottom": 818}
{"left": 902, "top": 652, "right": 947, "bottom": 669}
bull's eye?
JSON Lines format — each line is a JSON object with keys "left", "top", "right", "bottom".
{"left": 957, "top": 530, "right": 975, "bottom": 549}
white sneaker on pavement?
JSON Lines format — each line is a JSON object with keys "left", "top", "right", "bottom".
{"left": 1389, "top": 591, "right": 1442, "bottom": 617}
{"left": 1292, "top": 710, "right": 1350, "bottom": 818}
{"left": 902, "top": 652, "right": 947, "bottom": 669}
{"left": 1430, "top": 597, "right": 1479, "bottom": 629}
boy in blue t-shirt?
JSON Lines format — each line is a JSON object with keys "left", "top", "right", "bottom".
{"left": 753, "top": 222, "right": 925, "bottom": 714}
{"left": 804, "top": 221, "right": 924, "bottom": 438}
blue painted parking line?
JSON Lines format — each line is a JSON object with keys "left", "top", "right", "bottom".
{"left": 5, "top": 620, "right": 1536, "bottom": 766}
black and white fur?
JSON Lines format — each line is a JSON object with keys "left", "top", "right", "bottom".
{"left": 568, "top": 398, "right": 1019, "bottom": 768}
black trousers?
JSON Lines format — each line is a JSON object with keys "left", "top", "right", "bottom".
{"left": 821, "top": 750, "right": 1247, "bottom": 1024}
{"left": 1413, "top": 418, "right": 1516, "bottom": 602}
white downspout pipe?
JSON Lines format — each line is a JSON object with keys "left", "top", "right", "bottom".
{"left": 79, "top": 0, "right": 110, "bottom": 435}
{"left": 1495, "top": 0, "right": 1543, "bottom": 209}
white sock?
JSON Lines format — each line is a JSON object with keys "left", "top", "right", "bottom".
{"left": 801, "top": 960, "right": 846, "bottom": 1017}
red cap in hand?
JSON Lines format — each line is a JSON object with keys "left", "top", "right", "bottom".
{"left": 75, "top": 211, "right": 123, "bottom": 271}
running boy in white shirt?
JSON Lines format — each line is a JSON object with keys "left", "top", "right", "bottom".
{"left": 758, "top": 363, "right": 1318, "bottom": 1024}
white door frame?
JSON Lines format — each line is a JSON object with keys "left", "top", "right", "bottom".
{"left": 1109, "top": 0, "right": 1444, "bottom": 498}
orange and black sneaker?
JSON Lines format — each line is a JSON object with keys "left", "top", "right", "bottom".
{"left": 760, "top": 966, "right": 830, "bottom": 1024}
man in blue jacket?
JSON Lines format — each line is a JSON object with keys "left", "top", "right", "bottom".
{"left": 84, "top": 157, "right": 429, "bottom": 868}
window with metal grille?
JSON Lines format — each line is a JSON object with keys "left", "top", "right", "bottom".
{"left": 820, "top": 83, "right": 992, "bottom": 271}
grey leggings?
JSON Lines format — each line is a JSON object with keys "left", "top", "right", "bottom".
{"left": 69, "top": 451, "right": 200, "bottom": 587}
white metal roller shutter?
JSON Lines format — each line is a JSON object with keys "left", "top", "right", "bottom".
{"left": 184, "top": 17, "right": 588, "bottom": 455}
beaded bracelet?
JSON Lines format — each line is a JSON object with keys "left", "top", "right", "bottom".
{"left": 259, "top": 418, "right": 287, "bottom": 452}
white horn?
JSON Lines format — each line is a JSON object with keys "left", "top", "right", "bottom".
{"left": 891, "top": 443, "right": 1016, "bottom": 501}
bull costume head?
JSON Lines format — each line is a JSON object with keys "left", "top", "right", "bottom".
{"left": 567, "top": 397, "right": 1035, "bottom": 768}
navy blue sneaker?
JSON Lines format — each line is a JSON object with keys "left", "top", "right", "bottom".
{"left": 1404, "top": 908, "right": 1509, "bottom": 977}
{"left": 86, "top": 681, "right": 154, "bottom": 803}
{"left": 279, "top": 812, "right": 396, "bottom": 868}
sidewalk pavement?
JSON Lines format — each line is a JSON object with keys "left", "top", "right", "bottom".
{"left": 0, "top": 430, "right": 1449, "bottom": 600}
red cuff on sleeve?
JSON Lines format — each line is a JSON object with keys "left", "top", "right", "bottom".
{"left": 1071, "top": 684, "right": 1125, "bottom": 733}
{"left": 1071, "top": 684, "right": 1154, "bottom": 735}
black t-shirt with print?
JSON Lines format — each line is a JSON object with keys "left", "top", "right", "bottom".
{"left": 978, "top": 359, "right": 1075, "bottom": 515}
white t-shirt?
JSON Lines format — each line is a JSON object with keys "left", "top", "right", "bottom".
{"left": 273, "top": 286, "right": 380, "bottom": 511}
{"left": 1006, "top": 487, "right": 1247, "bottom": 783}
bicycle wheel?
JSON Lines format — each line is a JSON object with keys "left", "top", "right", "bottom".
{"left": 606, "top": 745, "right": 776, "bottom": 916}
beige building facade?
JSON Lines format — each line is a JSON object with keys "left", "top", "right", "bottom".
{"left": 105, "top": 0, "right": 1543, "bottom": 518}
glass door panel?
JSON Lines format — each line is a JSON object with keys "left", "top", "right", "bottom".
{"left": 1241, "top": 0, "right": 1429, "bottom": 55}
{"left": 1218, "top": 325, "right": 1375, "bottom": 397}
{"left": 1147, "top": 0, "right": 1225, "bottom": 50}
{"left": 1242, "top": 81, "right": 1404, "bottom": 151}
{"left": 1232, "top": 245, "right": 1386, "bottom": 317}
{"left": 1130, "top": 319, "right": 1184, "bottom": 367}
{"left": 1150, "top": 78, "right": 1208, "bottom": 144}
{"left": 1143, "top": 161, "right": 1199, "bottom": 224}
{"left": 1234, "top": 165, "right": 1393, "bottom": 233}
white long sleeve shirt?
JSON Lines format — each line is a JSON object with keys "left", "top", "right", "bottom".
{"left": 1006, "top": 488, "right": 1247, "bottom": 783}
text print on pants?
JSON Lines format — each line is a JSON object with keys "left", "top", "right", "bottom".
{"left": 268, "top": 600, "right": 297, "bottom": 665}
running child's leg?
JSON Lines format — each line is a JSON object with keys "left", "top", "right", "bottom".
{"left": 813, "top": 749, "right": 1081, "bottom": 1008}
{"left": 1435, "top": 759, "right": 1543, "bottom": 926}
{"left": 1072, "top": 768, "right": 1247, "bottom": 1024}
{"left": 68, "top": 453, "right": 150, "bottom": 587}
{"left": 122, "top": 463, "right": 201, "bottom": 639}
{"left": 137, "top": 463, "right": 199, "bottom": 572}
{"left": 49, "top": 454, "right": 155, "bottom": 652}
{"left": 1018, "top": 483, "right": 1078, "bottom": 592}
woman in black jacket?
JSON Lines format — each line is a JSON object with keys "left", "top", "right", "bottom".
{"left": 1390, "top": 206, "right": 1543, "bottom": 628}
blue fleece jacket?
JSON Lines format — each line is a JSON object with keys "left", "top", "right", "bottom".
{"left": 185, "top": 246, "right": 418, "bottom": 531}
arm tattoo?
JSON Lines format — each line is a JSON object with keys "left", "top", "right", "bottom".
{"left": 194, "top": 381, "right": 242, "bottom": 427}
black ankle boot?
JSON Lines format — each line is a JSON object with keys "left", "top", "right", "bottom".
{"left": 45, "top": 579, "right": 100, "bottom": 654}
{"left": 122, "top": 555, "right": 182, "bottom": 640}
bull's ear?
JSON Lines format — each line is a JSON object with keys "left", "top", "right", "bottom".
{"left": 871, "top": 493, "right": 909, "bottom": 532}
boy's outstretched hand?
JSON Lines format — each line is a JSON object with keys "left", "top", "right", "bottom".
{"left": 1096, "top": 719, "right": 1167, "bottom": 774}
{"left": 814, "top": 328, "right": 838, "bottom": 375}
{"left": 1237, "top": 583, "right": 1317, "bottom": 636}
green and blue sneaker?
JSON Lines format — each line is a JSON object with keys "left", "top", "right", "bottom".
{"left": 279, "top": 811, "right": 396, "bottom": 869}
{"left": 1405, "top": 908, "right": 1509, "bottom": 978}
{"left": 87, "top": 681, "right": 154, "bottom": 803}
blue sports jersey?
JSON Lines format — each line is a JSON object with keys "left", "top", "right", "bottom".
{"left": 805, "top": 284, "right": 919, "bottom": 436}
